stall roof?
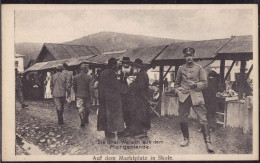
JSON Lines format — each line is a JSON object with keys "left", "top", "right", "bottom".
{"left": 65, "top": 55, "right": 96, "bottom": 66}
{"left": 216, "top": 35, "right": 253, "bottom": 60}
{"left": 86, "top": 53, "right": 124, "bottom": 64}
{"left": 24, "top": 61, "right": 49, "bottom": 73}
{"left": 35, "top": 43, "right": 101, "bottom": 63}
{"left": 40, "top": 59, "right": 69, "bottom": 70}
{"left": 118, "top": 45, "right": 168, "bottom": 64}
{"left": 155, "top": 38, "right": 230, "bottom": 61}
{"left": 218, "top": 35, "right": 252, "bottom": 54}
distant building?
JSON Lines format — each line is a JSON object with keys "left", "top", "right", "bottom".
{"left": 15, "top": 53, "right": 25, "bottom": 72}
{"left": 210, "top": 60, "right": 253, "bottom": 81}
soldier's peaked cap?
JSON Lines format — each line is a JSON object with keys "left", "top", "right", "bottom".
{"left": 183, "top": 47, "right": 195, "bottom": 56}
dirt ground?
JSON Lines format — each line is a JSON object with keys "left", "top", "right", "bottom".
{"left": 15, "top": 99, "right": 252, "bottom": 155}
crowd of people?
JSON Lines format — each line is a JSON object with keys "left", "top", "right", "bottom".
{"left": 17, "top": 46, "right": 254, "bottom": 153}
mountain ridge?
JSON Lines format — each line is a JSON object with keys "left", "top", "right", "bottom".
{"left": 15, "top": 31, "right": 189, "bottom": 67}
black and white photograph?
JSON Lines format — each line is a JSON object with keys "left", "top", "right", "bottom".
{"left": 2, "top": 4, "right": 259, "bottom": 161}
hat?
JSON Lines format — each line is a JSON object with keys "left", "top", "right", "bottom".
{"left": 208, "top": 70, "right": 218, "bottom": 78}
{"left": 56, "top": 64, "right": 63, "bottom": 70}
{"left": 122, "top": 57, "right": 131, "bottom": 64}
{"left": 132, "top": 58, "right": 144, "bottom": 68}
{"left": 183, "top": 47, "right": 195, "bottom": 57}
{"left": 107, "top": 57, "right": 118, "bottom": 67}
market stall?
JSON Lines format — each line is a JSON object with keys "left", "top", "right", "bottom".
{"left": 154, "top": 35, "right": 253, "bottom": 133}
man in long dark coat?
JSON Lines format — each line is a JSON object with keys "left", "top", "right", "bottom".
{"left": 129, "top": 58, "right": 151, "bottom": 138}
{"left": 97, "top": 57, "right": 127, "bottom": 138}
{"left": 203, "top": 70, "right": 220, "bottom": 130}
{"left": 118, "top": 57, "right": 133, "bottom": 136}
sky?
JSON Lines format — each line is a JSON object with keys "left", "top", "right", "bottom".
{"left": 15, "top": 8, "right": 254, "bottom": 43}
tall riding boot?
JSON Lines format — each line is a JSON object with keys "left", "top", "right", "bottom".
{"left": 180, "top": 122, "right": 189, "bottom": 147}
{"left": 79, "top": 111, "right": 85, "bottom": 127}
{"left": 85, "top": 110, "right": 90, "bottom": 124}
{"left": 60, "top": 110, "right": 64, "bottom": 124}
{"left": 57, "top": 110, "right": 63, "bottom": 125}
{"left": 202, "top": 124, "right": 214, "bottom": 153}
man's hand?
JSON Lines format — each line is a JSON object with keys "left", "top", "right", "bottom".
{"left": 188, "top": 81, "right": 197, "bottom": 89}
{"left": 175, "top": 87, "right": 189, "bottom": 94}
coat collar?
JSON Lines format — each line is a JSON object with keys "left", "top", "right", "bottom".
{"left": 185, "top": 62, "right": 195, "bottom": 68}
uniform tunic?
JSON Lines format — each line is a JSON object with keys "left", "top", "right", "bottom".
{"left": 175, "top": 62, "right": 208, "bottom": 124}
{"left": 73, "top": 72, "right": 92, "bottom": 113}
{"left": 50, "top": 72, "right": 69, "bottom": 111}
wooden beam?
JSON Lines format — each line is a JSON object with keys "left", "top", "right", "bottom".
{"left": 245, "top": 64, "right": 253, "bottom": 80}
{"left": 239, "top": 60, "right": 246, "bottom": 99}
{"left": 163, "top": 66, "right": 172, "bottom": 79}
{"left": 159, "top": 65, "right": 164, "bottom": 94}
{"left": 224, "top": 60, "right": 235, "bottom": 81}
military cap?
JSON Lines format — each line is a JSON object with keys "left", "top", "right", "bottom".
{"left": 183, "top": 47, "right": 195, "bottom": 57}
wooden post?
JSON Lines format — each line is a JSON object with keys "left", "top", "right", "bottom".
{"left": 219, "top": 59, "right": 226, "bottom": 91}
{"left": 220, "top": 59, "right": 225, "bottom": 82}
{"left": 159, "top": 65, "right": 164, "bottom": 95}
{"left": 174, "top": 65, "right": 179, "bottom": 81}
{"left": 92, "top": 68, "right": 95, "bottom": 75}
{"left": 239, "top": 60, "right": 246, "bottom": 99}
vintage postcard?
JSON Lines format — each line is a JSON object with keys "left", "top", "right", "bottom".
{"left": 2, "top": 4, "right": 259, "bottom": 161}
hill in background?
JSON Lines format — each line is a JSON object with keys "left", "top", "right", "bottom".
{"left": 15, "top": 31, "right": 188, "bottom": 67}
{"left": 64, "top": 31, "right": 187, "bottom": 52}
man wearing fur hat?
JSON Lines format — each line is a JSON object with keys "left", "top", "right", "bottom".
{"left": 118, "top": 57, "right": 133, "bottom": 136}
{"left": 73, "top": 63, "right": 92, "bottom": 127}
{"left": 97, "top": 57, "right": 128, "bottom": 138}
{"left": 174, "top": 47, "right": 214, "bottom": 153}
{"left": 128, "top": 58, "right": 151, "bottom": 138}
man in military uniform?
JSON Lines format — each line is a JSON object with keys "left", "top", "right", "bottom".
{"left": 50, "top": 64, "right": 70, "bottom": 125}
{"left": 62, "top": 63, "right": 73, "bottom": 107}
{"left": 174, "top": 47, "right": 214, "bottom": 153}
{"left": 15, "top": 69, "right": 28, "bottom": 109}
{"left": 73, "top": 64, "right": 92, "bottom": 127}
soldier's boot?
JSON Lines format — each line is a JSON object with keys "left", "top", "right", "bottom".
{"left": 202, "top": 124, "right": 214, "bottom": 153}
{"left": 79, "top": 111, "right": 85, "bottom": 127}
{"left": 57, "top": 111, "right": 63, "bottom": 125}
{"left": 22, "top": 104, "right": 29, "bottom": 109}
{"left": 85, "top": 110, "right": 90, "bottom": 124}
{"left": 180, "top": 122, "right": 190, "bottom": 147}
{"left": 60, "top": 110, "right": 64, "bottom": 124}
